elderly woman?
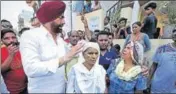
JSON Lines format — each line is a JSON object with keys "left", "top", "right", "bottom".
{"left": 66, "top": 42, "right": 106, "bottom": 93}
{"left": 107, "top": 41, "right": 147, "bottom": 93}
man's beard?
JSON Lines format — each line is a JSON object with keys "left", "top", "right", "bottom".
{"left": 51, "top": 23, "right": 64, "bottom": 34}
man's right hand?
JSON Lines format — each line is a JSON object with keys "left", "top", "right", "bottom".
{"left": 70, "top": 40, "right": 85, "bottom": 55}
{"left": 59, "top": 41, "right": 85, "bottom": 67}
{"left": 7, "top": 44, "right": 19, "bottom": 56}
{"left": 64, "top": 40, "right": 85, "bottom": 63}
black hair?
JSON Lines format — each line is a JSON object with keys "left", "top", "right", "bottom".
{"left": 19, "top": 27, "right": 30, "bottom": 36}
{"left": 105, "top": 16, "right": 110, "bottom": 22}
{"left": 97, "top": 31, "right": 109, "bottom": 39}
{"left": 144, "top": 2, "right": 157, "bottom": 10}
{"left": 1, "top": 29, "right": 16, "bottom": 39}
{"left": 113, "top": 24, "right": 117, "bottom": 28}
{"left": 1, "top": 19, "right": 10, "bottom": 23}
{"left": 173, "top": 29, "right": 176, "bottom": 33}
{"left": 114, "top": 44, "right": 121, "bottom": 51}
{"left": 132, "top": 21, "right": 142, "bottom": 27}
{"left": 1, "top": 19, "right": 13, "bottom": 29}
{"left": 104, "top": 27, "right": 110, "bottom": 32}
{"left": 89, "top": 38, "right": 97, "bottom": 42}
{"left": 118, "top": 17, "right": 127, "bottom": 23}
{"left": 108, "top": 32, "right": 114, "bottom": 38}
{"left": 94, "top": 29, "right": 100, "bottom": 33}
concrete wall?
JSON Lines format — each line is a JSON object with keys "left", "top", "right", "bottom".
{"left": 120, "top": 7, "right": 132, "bottom": 26}
{"left": 75, "top": 9, "right": 104, "bottom": 32}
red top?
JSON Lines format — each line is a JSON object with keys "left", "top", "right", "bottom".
{"left": 1, "top": 47, "right": 27, "bottom": 93}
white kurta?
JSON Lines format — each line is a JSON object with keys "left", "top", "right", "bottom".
{"left": 66, "top": 42, "right": 106, "bottom": 93}
{"left": 66, "top": 63, "right": 106, "bottom": 93}
{"left": 20, "top": 26, "right": 67, "bottom": 93}
{"left": 1, "top": 75, "right": 9, "bottom": 93}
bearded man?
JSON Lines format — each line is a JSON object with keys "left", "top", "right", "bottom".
{"left": 20, "top": 1, "right": 84, "bottom": 93}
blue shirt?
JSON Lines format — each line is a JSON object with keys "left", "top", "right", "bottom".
{"left": 73, "top": 1, "right": 84, "bottom": 14}
{"left": 152, "top": 43, "right": 176, "bottom": 93}
{"left": 110, "top": 47, "right": 120, "bottom": 58}
{"left": 124, "top": 33, "right": 151, "bottom": 52}
{"left": 84, "top": 3, "right": 92, "bottom": 13}
{"left": 141, "top": 13, "right": 157, "bottom": 39}
{"left": 107, "top": 59, "right": 147, "bottom": 93}
{"left": 99, "top": 49, "right": 117, "bottom": 70}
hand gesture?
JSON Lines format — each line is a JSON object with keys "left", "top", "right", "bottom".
{"left": 141, "top": 65, "right": 149, "bottom": 77}
{"left": 7, "top": 44, "right": 19, "bottom": 56}
{"left": 70, "top": 40, "right": 86, "bottom": 55}
{"left": 81, "top": 14, "right": 88, "bottom": 25}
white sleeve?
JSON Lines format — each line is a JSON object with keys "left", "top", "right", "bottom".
{"left": 66, "top": 68, "right": 76, "bottom": 93}
{"left": 101, "top": 66, "right": 106, "bottom": 93}
{"left": 20, "top": 32, "right": 59, "bottom": 78}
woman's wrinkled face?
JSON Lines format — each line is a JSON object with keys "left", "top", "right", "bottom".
{"left": 121, "top": 43, "right": 132, "bottom": 59}
{"left": 132, "top": 24, "right": 141, "bottom": 34}
{"left": 83, "top": 47, "right": 99, "bottom": 66}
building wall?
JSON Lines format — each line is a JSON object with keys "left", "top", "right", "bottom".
{"left": 75, "top": 9, "right": 104, "bottom": 31}
{"left": 100, "top": 1, "right": 118, "bottom": 16}
{"left": 120, "top": 7, "right": 132, "bottom": 26}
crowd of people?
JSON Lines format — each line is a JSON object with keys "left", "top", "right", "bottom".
{"left": 104, "top": 2, "right": 158, "bottom": 39}
{"left": 74, "top": 0, "right": 101, "bottom": 15}
{"left": 1, "top": 0, "right": 176, "bottom": 94}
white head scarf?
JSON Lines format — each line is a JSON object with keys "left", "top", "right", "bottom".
{"left": 115, "top": 41, "right": 144, "bottom": 81}
{"left": 77, "top": 42, "right": 100, "bottom": 66}
{"left": 130, "top": 41, "right": 144, "bottom": 65}
{"left": 72, "top": 42, "right": 106, "bottom": 93}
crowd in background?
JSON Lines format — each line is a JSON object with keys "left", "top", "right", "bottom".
{"left": 73, "top": 0, "right": 102, "bottom": 15}
{"left": 1, "top": 1, "right": 176, "bottom": 94}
